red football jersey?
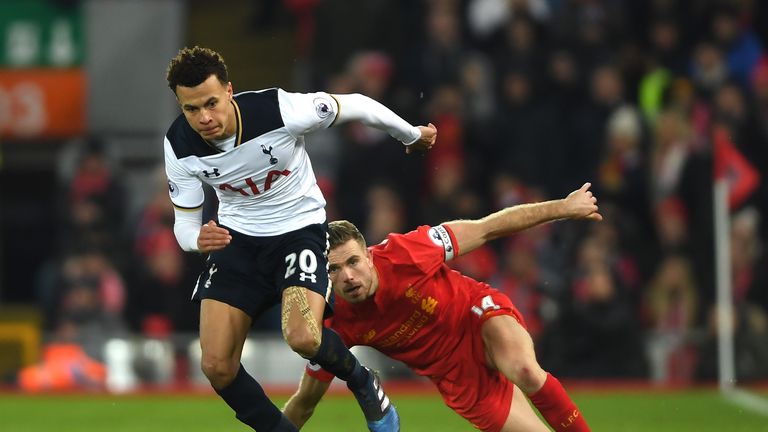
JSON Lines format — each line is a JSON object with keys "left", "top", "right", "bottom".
{"left": 321, "top": 224, "right": 498, "bottom": 379}
{"left": 309, "top": 224, "right": 522, "bottom": 430}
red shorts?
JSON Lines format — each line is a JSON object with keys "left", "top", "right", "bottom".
{"left": 306, "top": 286, "right": 526, "bottom": 432}
{"left": 429, "top": 286, "right": 526, "bottom": 432}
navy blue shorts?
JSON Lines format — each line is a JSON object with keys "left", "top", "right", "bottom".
{"left": 191, "top": 223, "right": 333, "bottom": 318}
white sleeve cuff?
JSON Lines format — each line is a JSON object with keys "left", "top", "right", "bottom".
{"left": 173, "top": 207, "right": 202, "bottom": 252}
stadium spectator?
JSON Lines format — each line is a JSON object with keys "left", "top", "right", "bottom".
{"left": 710, "top": 4, "right": 764, "bottom": 89}
{"left": 596, "top": 105, "right": 655, "bottom": 240}
{"left": 363, "top": 183, "right": 407, "bottom": 245}
{"left": 493, "top": 233, "right": 547, "bottom": 338}
{"left": 18, "top": 335, "right": 106, "bottom": 392}
{"left": 554, "top": 231, "right": 646, "bottom": 379}
{"left": 643, "top": 254, "right": 700, "bottom": 384}
{"left": 411, "top": 3, "right": 467, "bottom": 92}
{"left": 306, "top": 0, "right": 410, "bottom": 89}
{"left": 749, "top": 57, "right": 768, "bottom": 242}
{"left": 647, "top": 16, "right": 688, "bottom": 77}
{"left": 535, "top": 47, "right": 587, "bottom": 197}
{"left": 691, "top": 41, "right": 729, "bottom": 100}
{"left": 490, "top": 66, "right": 554, "bottom": 193}
{"left": 648, "top": 110, "right": 694, "bottom": 205}
{"left": 333, "top": 51, "right": 426, "bottom": 230}
{"left": 569, "top": 63, "right": 628, "bottom": 194}
{"left": 127, "top": 167, "right": 201, "bottom": 334}
{"left": 653, "top": 197, "right": 690, "bottom": 255}
{"left": 284, "top": 183, "right": 601, "bottom": 432}
{"left": 466, "top": 0, "right": 551, "bottom": 48}
{"left": 696, "top": 302, "right": 768, "bottom": 381}
{"left": 61, "top": 139, "right": 127, "bottom": 249}
{"left": 163, "top": 46, "right": 436, "bottom": 431}
{"left": 729, "top": 208, "right": 768, "bottom": 310}
{"left": 33, "top": 245, "right": 129, "bottom": 370}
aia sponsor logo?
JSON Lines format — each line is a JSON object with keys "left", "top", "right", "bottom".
{"left": 218, "top": 170, "right": 292, "bottom": 196}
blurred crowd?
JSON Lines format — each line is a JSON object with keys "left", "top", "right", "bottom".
{"left": 293, "top": 0, "right": 768, "bottom": 384}
{"left": 34, "top": 0, "right": 768, "bottom": 387}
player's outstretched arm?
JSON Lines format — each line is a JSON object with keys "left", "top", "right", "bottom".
{"left": 331, "top": 93, "right": 437, "bottom": 153}
{"left": 446, "top": 182, "right": 602, "bottom": 256}
{"left": 283, "top": 371, "right": 332, "bottom": 429}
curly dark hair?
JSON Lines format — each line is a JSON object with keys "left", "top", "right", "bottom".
{"left": 166, "top": 46, "right": 228, "bottom": 93}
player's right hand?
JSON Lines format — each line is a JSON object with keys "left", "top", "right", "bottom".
{"left": 563, "top": 182, "right": 603, "bottom": 221}
{"left": 406, "top": 122, "right": 437, "bottom": 154}
{"left": 197, "top": 220, "right": 232, "bottom": 252}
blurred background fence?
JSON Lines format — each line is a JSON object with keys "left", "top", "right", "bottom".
{"left": 1, "top": 0, "right": 768, "bottom": 394}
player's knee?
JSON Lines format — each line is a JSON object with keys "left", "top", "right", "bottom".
{"left": 283, "top": 326, "right": 321, "bottom": 358}
{"left": 510, "top": 361, "right": 546, "bottom": 394}
{"left": 201, "top": 355, "right": 238, "bottom": 388}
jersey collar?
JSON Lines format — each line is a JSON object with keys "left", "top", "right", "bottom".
{"left": 231, "top": 99, "right": 243, "bottom": 147}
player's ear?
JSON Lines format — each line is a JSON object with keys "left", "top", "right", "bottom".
{"left": 227, "top": 82, "right": 233, "bottom": 99}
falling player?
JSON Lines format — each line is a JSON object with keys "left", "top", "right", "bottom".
{"left": 284, "top": 183, "right": 599, "bottom": 432}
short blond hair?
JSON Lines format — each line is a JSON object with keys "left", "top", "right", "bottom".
{"left": 328, "top": 220, "right": 366, "bottom": 250}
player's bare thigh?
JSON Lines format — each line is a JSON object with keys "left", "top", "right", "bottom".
{"left": 199, "top": 298, "right": 252, "bottom": 386}
{"left": 200, "top": 298, "right": 253, "bottom": 353}
{"left": 481, "top": 314, "right": 547, "bottom": 394}
{"left": 499, "top": 385, "right": 550, "bottom": 432}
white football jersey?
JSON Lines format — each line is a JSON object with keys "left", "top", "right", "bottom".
{"left": 164, "top": 88, "right": 338, "bottom": 236}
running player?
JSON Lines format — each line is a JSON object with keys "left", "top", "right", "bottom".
{"left": 164, "top": 46, "right": 436, "bottom": 432}
{"left": 284, "top": 183, "right": 599, "bottom": 432}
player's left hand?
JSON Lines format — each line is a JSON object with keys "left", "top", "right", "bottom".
{"left": 406, "top": 123, "right": 437, "bottom": 154}
{"left": 563, "top": 182, "right": 603, "bottom": 221}
{"left": 197, "top": 220, "right": 232, "bottom": 252}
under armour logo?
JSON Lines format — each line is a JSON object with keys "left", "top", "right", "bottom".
{"left": 203, "top": 168, "right": 221, "bottom": 177}
{"left": 204, "top": 264, "right": 218, "bottom": 289}
{"left": 261, "top": 145, "right": 278, "bottom": 165}
{"left": 299, "top": 272, "right": 317, "bottom": 283}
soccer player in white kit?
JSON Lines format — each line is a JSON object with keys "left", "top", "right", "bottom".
{"left": 164, "top": 46, "right": 437, "bottom": 432}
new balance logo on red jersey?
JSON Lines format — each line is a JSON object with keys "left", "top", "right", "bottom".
{"left": 218, "top": 170, "right": 292, "bottom": 196}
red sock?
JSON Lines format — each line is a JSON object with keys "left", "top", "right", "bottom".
{"left": 528, "top": 373, "right": 590, "bottom": 432}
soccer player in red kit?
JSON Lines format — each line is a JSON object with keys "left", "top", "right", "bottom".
{"left": 283, "top": 183, "right": 600, "bottom": 432}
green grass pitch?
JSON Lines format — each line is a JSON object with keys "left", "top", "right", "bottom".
{"left": 1, "top": 390, "right": 766, "bottom": 431}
